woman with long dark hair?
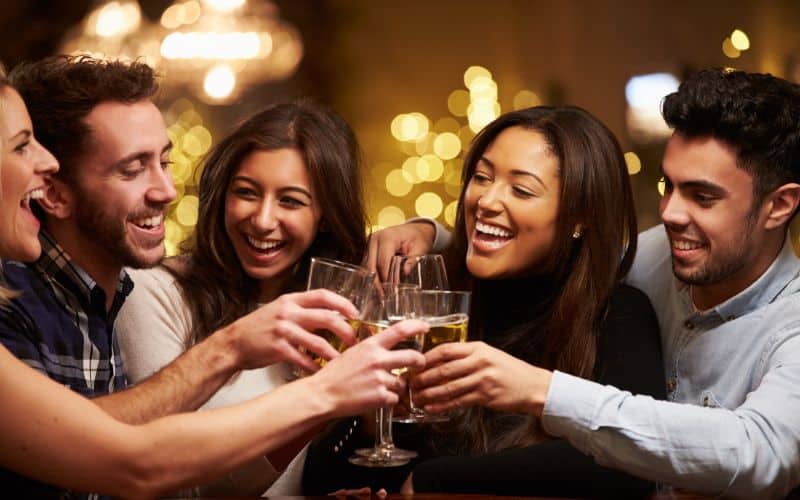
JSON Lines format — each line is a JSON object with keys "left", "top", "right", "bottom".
{"left": 304, "top": 106, "right": 665, "bottom": 497}
{"left": 116, "top": 99, "right": 370, "bottom": 495}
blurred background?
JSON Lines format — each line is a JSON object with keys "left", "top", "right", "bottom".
{"left": 2, "top": 0, "right": 799, "bottom": 254}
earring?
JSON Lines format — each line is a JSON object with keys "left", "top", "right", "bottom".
{"left": 572, "top": 230, "right": 581, "bottom": 239}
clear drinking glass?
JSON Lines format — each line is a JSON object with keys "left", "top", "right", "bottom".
{"left": 387, "top": 253, "right": 449, "bottom": 291}
{"left": 387, "top": 254, "right": 452, "bottom": 423}
{"left": 401, "top": 289, "right": 470, "bottom": 423}
{"left": 300, "top": 257, "right": 375, "bottom": 371}
{"left": 349, "top": 284, "right": 422, "bottom": 467}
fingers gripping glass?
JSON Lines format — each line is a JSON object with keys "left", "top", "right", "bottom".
{"left": 349, "top": 284, "right": 422, "bottom": 467}
{"left": 298, "top": 258, "right": 374, "bottom": 374}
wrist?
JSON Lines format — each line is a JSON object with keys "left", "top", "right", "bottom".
{"left": 296, "top": 373, "right": 338, "bottom": 421}
{"left": 527, "top": 367, "right": 553, "bottom": 417}
{"left": 202, "top": 322, "right": 243, "bottom": 377}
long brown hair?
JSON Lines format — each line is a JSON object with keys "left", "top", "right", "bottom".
{"left": 169, "top": 99, "right": 367, "bottom": 345}
{"left": 441, "top": 106, "right": 637, "bottom": 453}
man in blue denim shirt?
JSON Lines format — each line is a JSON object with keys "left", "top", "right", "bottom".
{"left": 380, "top": 68, "right": 800, "bottom": 498}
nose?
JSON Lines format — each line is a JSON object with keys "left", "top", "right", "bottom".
{"left": 476, "top": 182, "right": 504, "bottom": 215}
{"left": 659, "top": 190, "right": 690, "bottom": 228}
{"left": 147, "top": 163, "right": 178, "bottom": 205}
{"left": 32, "top": 139, "right": 59, "bottom": 176}
{"left": 252, "top": 199, "right": 278, "bottom": 232}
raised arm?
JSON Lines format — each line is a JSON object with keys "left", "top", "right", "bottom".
{"left": 365, "top": 219, "right": 450, "bottom": 281}
{"left": 95, "top": 288, "right": 363, "bottom": 424}
{"left": 0, "top": 320, "right": 427, "bottom": 499}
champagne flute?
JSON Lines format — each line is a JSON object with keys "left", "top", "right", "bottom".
{"left": 387, "top": 254, "right": 451, "bottom": 423}
{"left": 299, "top": 257, "right": 374, "bottom": 373}
{"left": 349, "top": 284, "right": 422, "bottom": 467}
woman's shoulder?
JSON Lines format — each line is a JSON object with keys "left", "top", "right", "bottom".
{"left": 601, "top": 284, "right": 660, "bottom": 339}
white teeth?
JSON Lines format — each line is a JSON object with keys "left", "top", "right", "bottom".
{"left": 476, "top": 221, "right": 513, "bottom": 238}
{"left": 247, "top": 236, "right": 282, "bottom": 250}
{"left": 21, "top": 188, "right": 44, "bottom": 204}
{"left": 673, "top": 240, "right": 702, "bottom": 251}
{"left": 132, "top": 214, "right": 163, "bottom": 228}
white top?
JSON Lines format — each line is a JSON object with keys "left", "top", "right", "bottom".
{"left": 116, "top": 266, "right": 299, "bottom": 495}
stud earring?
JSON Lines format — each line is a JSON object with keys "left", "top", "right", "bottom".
{"left": 572, "top": 230, "right": 582, "bottom": 239}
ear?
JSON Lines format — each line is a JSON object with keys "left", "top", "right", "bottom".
{"left": 37, "top": 177, "right": 74, "bottom": 220}
{"left": 762, "top": 183, "right": 800, "bottom": 230}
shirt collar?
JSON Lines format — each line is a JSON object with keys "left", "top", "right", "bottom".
{"left": 34, "top": 230, "right": 133, "bottom": 304}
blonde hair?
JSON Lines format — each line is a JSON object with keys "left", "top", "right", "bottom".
{"left": 0, "top": 63, "right": 19, "bottom": 303}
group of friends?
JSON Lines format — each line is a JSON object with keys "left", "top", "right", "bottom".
{"left": 0, "top": 54, "right": 798, "bottom": 499}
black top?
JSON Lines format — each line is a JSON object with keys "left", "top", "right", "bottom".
{"left": 303, "top": 284, "right": 665, "bottom": 498}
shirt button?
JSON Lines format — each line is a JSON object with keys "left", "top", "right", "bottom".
{"left": 684, "top": 320, "right": 694, "bottom": 330}
{"left": 667, "top": 379, "right": 677, "bottom": 392}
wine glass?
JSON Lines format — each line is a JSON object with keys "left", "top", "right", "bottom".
{"left": 298, "top": 257, "right": 374, "bottom": 373}
{"left": 349, "top": 284, "right": 422, "bottom": 467}
{"left": 387, "top": 254, "right": 450, "bottom": 423}
{"left": 387, "top": 254, "right": 448, "bottom": 290}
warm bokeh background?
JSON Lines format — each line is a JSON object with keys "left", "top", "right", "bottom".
{"left": 2, "top": 0, "right": 799, "bottom": 253}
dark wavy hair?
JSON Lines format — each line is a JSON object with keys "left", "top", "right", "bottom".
{"left": 8, "top": 55, "right": 158, "bottom": 186}
{"left": 441, "top": 106, "right": 637, "bottom": 453}
{"left": 662, "top": 68, "right": 800, "bottom": 207}
{"left": 169, "top": 99, "right": 368, "bottom": 344}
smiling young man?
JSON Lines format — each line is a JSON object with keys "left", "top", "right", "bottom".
{"left": 372, "top": 68, "right": 800, "bottom": 498}
{"left": 0, "top": 56, "right": 371, "bottom": 497}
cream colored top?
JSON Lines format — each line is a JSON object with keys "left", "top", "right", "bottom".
{"left": 116, "top": 266, "right": 302, "bottom": 496}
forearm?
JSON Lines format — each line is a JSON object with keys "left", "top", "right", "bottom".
{"left": 543, "top": 371, "right": 800, "bottom": 499}
{"left": 95, "top": 326, "right": 239, "bottom": 424}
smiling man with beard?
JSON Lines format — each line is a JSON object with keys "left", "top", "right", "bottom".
{"left": 0, "top": 56, "right": 372, "bottom": 498}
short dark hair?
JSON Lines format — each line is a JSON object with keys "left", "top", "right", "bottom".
{"left": 9, "top": 55, "right": 158, "bottom": 184}
{"left": 662, "top": 68, "right": 800, "bottom": 202}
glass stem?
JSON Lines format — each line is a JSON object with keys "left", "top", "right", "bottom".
{"left": 376, "top": 405, "right": 395, "bottom": 453}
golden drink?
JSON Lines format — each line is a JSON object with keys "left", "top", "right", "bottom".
{"left": 306, "top": 318, "right": 362, "bottom": 367}
{"left": 422, "top": 313, "right": 469, "bottom": 352}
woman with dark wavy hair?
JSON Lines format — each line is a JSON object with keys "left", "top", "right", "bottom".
{"left": 304, "top": 106, "right": 665, "bottom": 497}
{"left": 116, "top": 99, "right": 369, "bottom": 495}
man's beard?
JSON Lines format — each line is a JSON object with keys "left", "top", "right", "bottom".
{"left": 671, "top": 209, "right": 758, "bottom": 287}
{"left": 73, "top": 195, "right": 163, "bottom": 270}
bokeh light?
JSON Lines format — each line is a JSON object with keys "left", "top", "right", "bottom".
{"left": 415, "top": 192, "right": 444, "bottom": 218}
{"left": 657, "top": 177, "right": 666, "bottom": 196}
{"left": 176, "top": 195, "right": 200, "bottom": 226}
{"left": 722, "top": 37, "right": 741, "bottom": 58}
{"left": 433, "top": 132, "right": 461, "bottom": 160}
{"left": 378, "top": 206, "right": 406, "bottom": 227}
{"left": 203, "top": 64, "right": 236, "bottom": 99}
{"left": 447, "top": 89, "right": 470, "bottom": 117}
{"left": 444, "top": 200, "right": 459, "bottom": 227}
{"left": 464, "top": 65, "right": 492, "bottom": 89}
{"left": 731, "top": 29, "right": 750, "bottom": 51}
{"left": 624, "top": 152, "right": 642, "bottom": 175}
{"left": 385, "top": 169, "right": 414, "bottom": 197}
{"left": 513, "top": 90, "right": 541, "bottom": 110}
{"left": 421, "top": 154, "right": 445, "bottom": 182}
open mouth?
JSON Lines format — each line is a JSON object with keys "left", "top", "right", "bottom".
{"left": 130, "top": 214, "right": 164, "bottom": 231}
{"left": 246, "top": 235, "right": 286, "bottom": 254}
{"left": 672, "top": 239, "right": 704, "bottom": 251}
{"left": 20, "top": 187, "right": 45, "bottom": 209}
{"left": 473, "top": 221, "right": 515, "bottom": 249}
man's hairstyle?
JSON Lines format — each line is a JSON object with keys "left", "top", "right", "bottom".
{"left": 662, "top": 68, "right": 800, "bottom": 203}
{"left": 8, "top": 55, "right": 158, "bottom": 185}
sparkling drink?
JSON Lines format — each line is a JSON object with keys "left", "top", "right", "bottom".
{"left": 422, "top": 313, "right": 469, "bottom": 352}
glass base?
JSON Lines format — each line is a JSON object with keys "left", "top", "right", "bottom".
{"left": 393, "top": 410, "right": 450, "bottom": 424}
{"left": 354, "top": 446, "right": 417, "bottom": 460}
{"left": 349, "top": 448, "right": 411, "bottom": 467}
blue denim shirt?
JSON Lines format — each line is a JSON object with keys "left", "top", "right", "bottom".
{"left": 543, "top": 225, "right": 800, "bottom": 499}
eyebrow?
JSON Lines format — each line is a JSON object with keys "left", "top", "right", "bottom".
{"left": 110, "top": 141, "right": 173, "bottom": 171}
{"left": 9, "top": 130, "right": 32, "bottom": 142}
{"left": 231, "top": 175, "right": 313, "bottom": 199}
{"left": 478, "top": 156, "right": 547, "bottom": 189}
{"left": 660, "top": 167, "right": 728, "bottom": 195}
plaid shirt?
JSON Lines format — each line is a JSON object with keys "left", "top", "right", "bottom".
{"left": 0, "top": 232, "right": 132, "bottom": 499}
